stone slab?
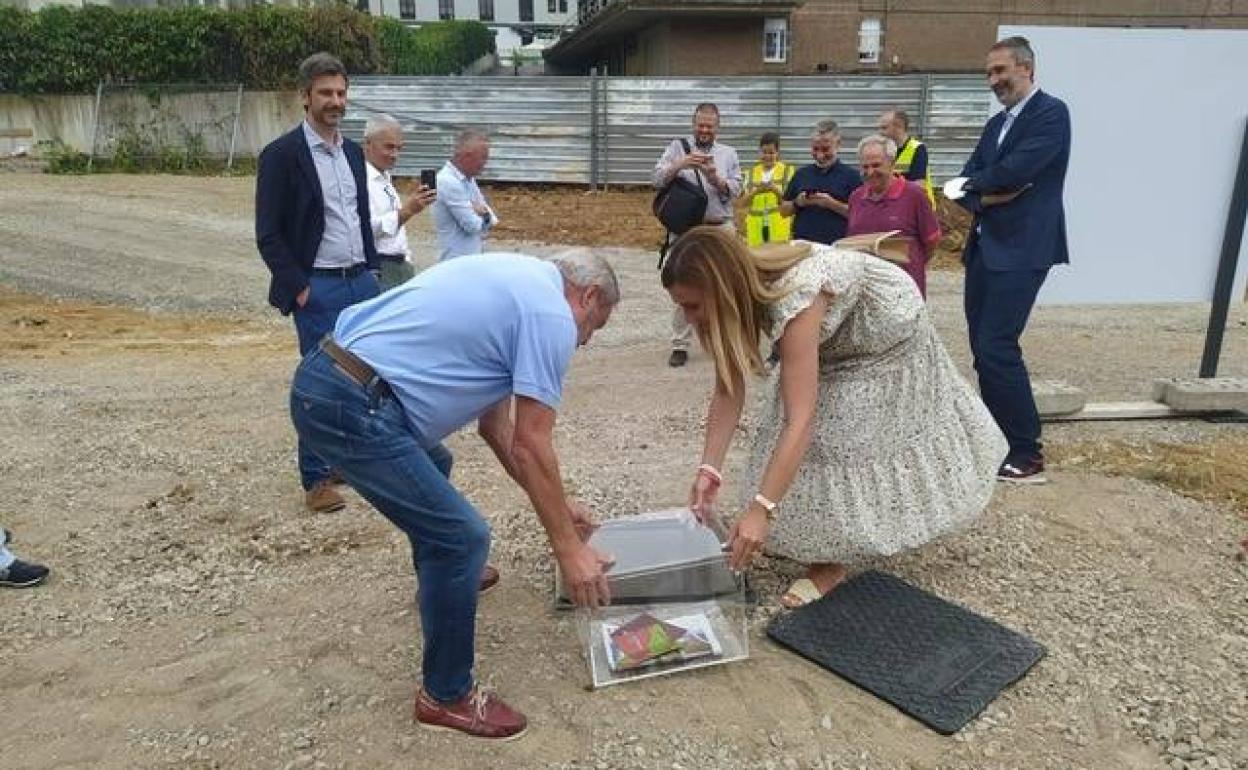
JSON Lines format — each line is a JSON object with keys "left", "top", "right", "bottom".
{"left": 1032, "top": 380, "right": 1088, "bottom": 417}
{"left": 1152, "top": 377, "right": 1248, "bottom": 412}
{"left": 1045, "top": 402, "right": 1182, "bottom": 422}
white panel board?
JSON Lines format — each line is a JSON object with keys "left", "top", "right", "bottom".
{"left": 994, "top": 27, "right": 1248, "bottom": 305}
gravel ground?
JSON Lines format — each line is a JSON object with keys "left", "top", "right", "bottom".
{"left": 1, "top": 175, "right": 1245, "bottom": 770}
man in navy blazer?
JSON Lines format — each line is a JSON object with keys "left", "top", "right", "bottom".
{"left": 956, "top": 36, "right": 1070, "bottom": 484}
{"left": 256, "top": 52, "right": 381, "bottom": 512}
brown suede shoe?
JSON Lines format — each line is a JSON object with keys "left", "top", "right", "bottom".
{"left": 414, "top": 686, "right": 527, "bottom": 740}
{"left": 479, "top": 564, "right": 500, "bottom": 594}
{"left": 305, "top": 479, "right": 346, "bottom": 513}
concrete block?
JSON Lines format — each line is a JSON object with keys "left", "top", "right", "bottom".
{"left": 1155, "top": 377, "right": 1248, "bottom": 412}
{"left": 1047, "top": 402, "right": 1181, "bottom": 422}
{"left": 1033, "top": 380, "right": 1088, "bottom": 416}
{"left": 1151, "top": 377, "right": 1182, "bottom": 402}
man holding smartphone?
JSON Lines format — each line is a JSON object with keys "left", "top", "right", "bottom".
{"left": 363, "top": 113, "right": 437, "bottom": 292}
{"left": 651, "top": 103, "right": 743, "bottom": 367}
{"left": 781, "top": 120, "right": 863, "bottom": 245}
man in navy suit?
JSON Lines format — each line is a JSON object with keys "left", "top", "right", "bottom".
{"left": 256, "top": 52, "right": 381, "bottom": 512}
{"left": 956, "top": 36, "right": 1070, "bottom": 484}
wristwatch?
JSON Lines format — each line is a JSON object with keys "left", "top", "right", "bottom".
{"left": 753, "top": 493, "right": 778, "bottom": 520}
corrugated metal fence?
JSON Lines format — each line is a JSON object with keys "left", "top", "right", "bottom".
{"left": 344, "top": 74, "right": 989, "bottom": 186}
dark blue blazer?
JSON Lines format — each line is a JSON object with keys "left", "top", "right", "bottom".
{"left": 255, "top": 125, "right": 379, "bottom": 314}
{"left": 958, "top": 89, "right": 1071, "bottom": 271}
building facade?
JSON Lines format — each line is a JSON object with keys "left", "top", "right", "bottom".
{"left": 365, "top": 0, "right": 577, "bottom": 64}
{"left": 546, "top": 0, "right": 1248, "bottom": 75}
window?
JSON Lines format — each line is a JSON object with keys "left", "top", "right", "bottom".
{"left": 439, "top": 0, "right": 454, "bottom": 20}
{"left": 560, "top": 0, "right": 568, "bottom": 12}
{"left": 548, "top": 0, "right": 557, "bottom": 11}
{"left": 479, "top": 0, "right": 494, "bottom": 20}
{"left": 355, "top": 0, "right": 368, "bottom": 13}
{"left": 858, "top": 18, "right": 882, "bottom": 64}
{"left": 519, "top": 0, "right": 533, "bottom": 22}
{"left": 399, "top": 0, "right": 415, "bottom": 18}
{"left": 763, "top": 17, "right": 788, "bottom": 63}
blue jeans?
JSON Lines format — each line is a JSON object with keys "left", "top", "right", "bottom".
{"left": 964, "top": 245, "right": 1049, "bottom": 462}
{"left": 290, "top": 347, "right": 489, "bottom": 703}
{"left": 291, "top": 270, "right": 380, "bottom": 489}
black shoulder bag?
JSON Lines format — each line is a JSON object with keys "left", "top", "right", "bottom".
{"left": 653, "top": 139, "right": 709, "bottom": 268}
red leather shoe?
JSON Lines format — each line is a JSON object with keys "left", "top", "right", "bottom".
{"left": 479, "top": 564, "right": 500, "bottom": 594}
{"left": 414, "top": 686, "right": 527, "bottom": 740}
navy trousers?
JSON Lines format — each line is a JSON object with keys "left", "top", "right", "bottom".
{"left": 964, "top": 245, "right": 1049, "bottom": 463}
{"left": 291, "top": 270, "right": 380, "bottom": 488}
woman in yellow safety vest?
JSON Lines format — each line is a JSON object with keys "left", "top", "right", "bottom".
{"left": 744, "top": 132, "right": 795, "bottom": 247}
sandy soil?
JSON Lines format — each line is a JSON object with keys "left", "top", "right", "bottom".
{"left": 0, "top": 174, "right": 1246, "bottom": 770}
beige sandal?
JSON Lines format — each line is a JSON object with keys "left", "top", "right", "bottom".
{"left": 778, "top": 578, "right": 825, "bottom": 609}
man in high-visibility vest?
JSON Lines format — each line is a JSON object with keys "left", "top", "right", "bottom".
{"left": 744, "top": 131, "right": 794, "bottom": 246}
{"left": 878, "top": 109, "right": 935, "bottom": 208}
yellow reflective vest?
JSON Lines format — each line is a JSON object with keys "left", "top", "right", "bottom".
{"left": 745, "top": 161, "right": 795, "bottom": 246}
{"left": 895, "top": 137, "right": 935, "bottom": 208}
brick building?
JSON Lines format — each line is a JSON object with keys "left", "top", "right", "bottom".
{"left": 545, "top": 0, "right": 1248, "bottom": 75}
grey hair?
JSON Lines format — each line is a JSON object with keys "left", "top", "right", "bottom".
{"left": 548, "top": 248, "right": 621, "bottom": 307}
{"left": 811, "top": 119, "right": 840, "bottom": 141}
{"left": 363, "top": 113, "right": 401, "bottom": 140}
{"left": 857, "top": 134, "right": 898, "bottom": 162}
{"left": 455, "top": 128, "right": 490, "bottom": 152}
{"left": 882, "top": 108, "right": 909, "bottom": 129}
{"left": 991, "top": 35, "right": 1035, "bottom": 69}
{"left": 297, "top": 52, "right": 347, "bottom": 94}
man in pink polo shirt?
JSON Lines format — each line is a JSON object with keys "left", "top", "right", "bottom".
{"left": 847, "top": 134, "right": 941, "bottom": 298}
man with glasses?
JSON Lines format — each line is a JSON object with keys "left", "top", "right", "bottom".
{"left": 289, "top": 249, "right": 619, "bottom": 740}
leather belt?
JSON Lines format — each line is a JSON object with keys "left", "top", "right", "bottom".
{"left": 320, "top": 337, "right": 385, "bottom": 394}
{"left": 311, "top": 263, "right": 367, "bottom": 278}
{"left": 378, "top": 253, "right": 406, "bottom": 262}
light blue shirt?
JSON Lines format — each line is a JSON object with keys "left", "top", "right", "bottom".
{"left": 302, "top": 121, "right": 365, "bottom": 269}
{"left": 997, "top": 86, "right": 1040, "bottom": 146}
{"left": 333, "top": 253, "right": 576, "bottom": 448}
{"left": 432, "top": 161, "right": 498, "bottom": 261}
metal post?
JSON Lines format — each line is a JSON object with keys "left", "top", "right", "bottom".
{"left": 589, "top": 67, "right": 599, "bottom": 190}
{"left": 1199, "top": 117, "right": 1248, "bottom": 377}
{"left": 917, "top": 73, "right": 932, "bottom": 140}
{"left": 601, "top": 68, "right": 610, "bottom": 190}
{"left": 86, "top": 81, "right": 103, "bottom": 173}
{"left": 775, "top": 76, "right": 784, "bottom": 145}
{"left": 226, "top": 82, "right": 244, "bottom": 171}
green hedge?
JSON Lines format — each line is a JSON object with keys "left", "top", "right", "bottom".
{"left": 0, "top": 6, "right": 496, "bottom": 94}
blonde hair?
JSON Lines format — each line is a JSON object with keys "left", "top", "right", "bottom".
{"left": 660, "top": 227, "right": 811, "bottom": 394}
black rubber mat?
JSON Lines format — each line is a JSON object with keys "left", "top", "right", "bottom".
{"left": 766, "top": 570, "right": 1045, "bottom": 734}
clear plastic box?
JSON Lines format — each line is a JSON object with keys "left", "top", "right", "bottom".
{"left": 555, "top": 509, "right": 750, "bottom": 689}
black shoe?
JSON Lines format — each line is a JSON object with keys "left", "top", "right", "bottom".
{"left": 997, "top": 457, "right": 1048, "bottom": 484}
{"left": 668, "top": 349, "right": 688, "bottom": 367}
{"left": 0, "top": 559, "right": 49, "bottom": 588}
{"left": 1, "top": 528, "right": 10, "bottom": 546}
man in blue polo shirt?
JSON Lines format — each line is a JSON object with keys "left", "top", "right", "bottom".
{"left": 289, "top": 250, "right": 618, "bottom": 741}
{"left": 781, "top": 119, "right": 863, "bottom": 244}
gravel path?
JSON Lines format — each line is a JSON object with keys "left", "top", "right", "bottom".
{"left": 0, "top": 175, "right": 1245, "bottom": 770}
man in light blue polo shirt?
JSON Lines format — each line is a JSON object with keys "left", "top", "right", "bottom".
{"left": 432, "top": 128, "right": 498, "bottom": 261}
{"left": 289, "top": 250, "right": 618, "bottom": 741}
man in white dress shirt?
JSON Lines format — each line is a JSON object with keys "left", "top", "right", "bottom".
{"left": 363, "top": 114, "right": 437, "bottom": 291}
{"left": 433, "top": 128, "right": 499, "bottom": 261}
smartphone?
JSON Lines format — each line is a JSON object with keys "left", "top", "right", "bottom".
{"left": 419, "top": 168, "right": 437, "bottom": 189}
